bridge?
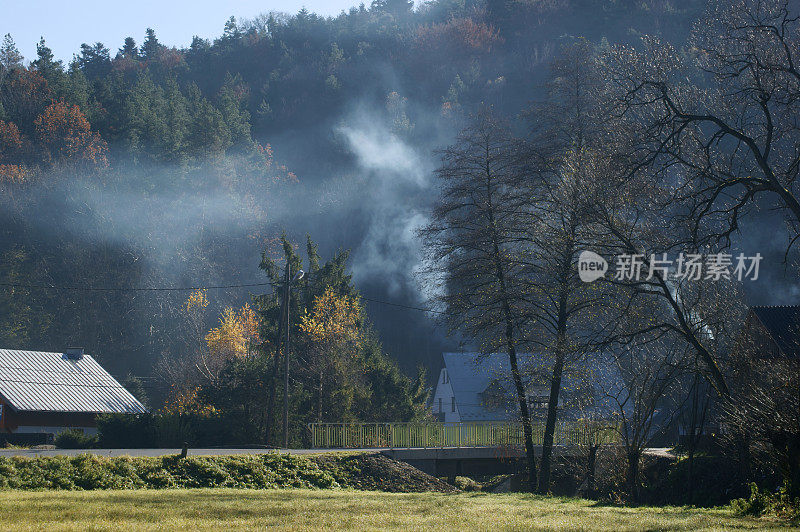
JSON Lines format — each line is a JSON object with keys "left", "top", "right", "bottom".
{"left": 0, "top": 421, "right": 622, "bottom": 480}
{"left": 308, "top": 421, "right": 619, "bottom": 478}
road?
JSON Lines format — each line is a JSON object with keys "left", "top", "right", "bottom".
{"left": 0, "top": 447, "right": 372, "bottom": 458}
{"left": 0, "top": 446, "right": 676, "bottom": 459}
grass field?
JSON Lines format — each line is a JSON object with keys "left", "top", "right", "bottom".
{"left": 0, "top": 489, "right": 792, "bottom": 531}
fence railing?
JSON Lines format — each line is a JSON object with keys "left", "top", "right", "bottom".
{"left": 308, "top": 420, "right": 619, "bottom": 449}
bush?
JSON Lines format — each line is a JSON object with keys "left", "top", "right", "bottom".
{"left": 0, "top": 453, "right": 338, "bottom": 491}
{"left": 54, "top": 429, "right": 97, "bottom": 449}
{"left": 731, "top": 482, "right": 800, "bottom": 520}
{"left": 453, "top": 476, "right": 481, "bottom": 491}
{"left": 96, "top": 413, "right": 233, "bottom": 448}
{"left": 96, "top": 414, "right": 156, "bottom": 448}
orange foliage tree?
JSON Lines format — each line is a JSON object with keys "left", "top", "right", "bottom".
{"left": 34, "top": 100, "right": 108, "bottom": 168}
{"left": 0, "top": 120, "right": 24, "bottom": 160}
{"left": 0, "top": 120, "right": 29, "bottom": 183}
{"left": 162, "top": 385, "right": 219, "bottom": 417}
{"left": 1, "top": 69, "right": 51, "bottom": 131}
{"left": 414, "top": 18, "right": 502, "bottom": 59}
{"left": 0, "top": 164, "right": 27, "bottom": 184}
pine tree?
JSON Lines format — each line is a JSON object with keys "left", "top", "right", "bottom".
{"left": 141, "top": 28, "right": 164, "bottom": 61}
{"left": 31, "top": 38, "right": 67, "bottom": 98}
{"left": 118, "top": 37, "right": 139, "bottom": 60}
{"left": 0, "top": 34, "right": 23, "bottom": 83}
{"left": 77, "top": 42, "right": 111, "bottom": 79}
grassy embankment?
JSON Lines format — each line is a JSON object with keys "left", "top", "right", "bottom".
{"left": 0, "top": 489, "right": 791, "bottom": 531}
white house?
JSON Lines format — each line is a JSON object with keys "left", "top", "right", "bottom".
{"left": 430, "top": 352, "right": 553, "bottom": 423}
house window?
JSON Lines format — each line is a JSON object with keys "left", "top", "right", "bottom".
{"left": 451, "top": 397, "right": 456, "bottom": 412}
{"left": 438, "top": 398, "right": 442, "bottom": 413}
{"left": 528, "top": 395, "right": 548, "bottom": 409}
{"left": 442, "top": 369, "right": 448, "bottom": 384}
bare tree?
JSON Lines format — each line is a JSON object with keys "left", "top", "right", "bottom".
{"left": 603, "top": 0, "right": 800, "bottom": 253}
{"left": 601, "top": 334, "right": 690, "bottom": 502}
{"left": 579, "top": 109, "right": 745, "bottom": 398}
{"left": 421, "top": 109, "right": 540, "bottom": 491}
{"left": 523, "top": 40, "right": 607, "bottom": 493}
{"left": 724, "top": 315, "right": 800, "bottom": 497}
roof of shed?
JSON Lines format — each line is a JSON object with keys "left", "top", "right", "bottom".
{"left": 751, "top": 306, "right": 800, "bottom": 358}
{"left": 0, "top": 349, "right": 147, "bottom": 414}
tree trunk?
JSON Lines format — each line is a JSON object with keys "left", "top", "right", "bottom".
{"left": 586, "top": 444, "right": 598, "bottom": 498}
{"left": 264, "top": 321, "right": 283, "bottom": 445}
{"left": 627, "top": 449, "right": 641, "bottom": 503}
{"left": 508, "top": 341, "right": 538, "bottom": 493}
{"left": 538, "top": 346, "right": 565, "bottom": 493}
{"left": 495, "top": 251, "right": 537, "bottom": 492}
{"left": 486, "top": 167, "right": 537, "bottom": 492}
{"left": 264, "top": 262, "right": 289, "bottom": 446}
{"left": 538, "top": 242, "right": 573, "bottom": 494}
{"left": 318, "top": 368, "right": 323, "bottom": 424}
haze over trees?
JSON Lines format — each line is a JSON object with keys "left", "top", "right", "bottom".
{"left": 1, "top": 0, "right": 799, "bottom": 506}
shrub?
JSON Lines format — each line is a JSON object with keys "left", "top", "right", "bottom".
{"left": 453, "top": 476, "right": 481, "bottom": 491}
{"left": 96, "top": 412, "right": 232, "bottom": 448}
{"left": 96, "top": 413, "right": 156, "bottom": 448}
{"left": 54, "top": 429, "right": 97, "bottom": 449}
{"left": 0, "top": 453, "right": 340, "bottom": 491}
{"left": 732, "top": 482, "right": 800, "bottom": 520}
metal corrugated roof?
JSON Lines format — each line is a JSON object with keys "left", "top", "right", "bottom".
{"left": 0, "top": 349, "right": 147, "bottom": 414}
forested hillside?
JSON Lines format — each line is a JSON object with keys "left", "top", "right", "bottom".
{"left": 0, "top": 0, "right": 707, "bottom": 388}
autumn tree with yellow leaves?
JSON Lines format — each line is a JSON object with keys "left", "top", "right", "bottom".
{"left": 205, "top": 304, "right": 260, "bottom": 358}
{"left": 299, "top": 287, "right": 364, "bottom": 423}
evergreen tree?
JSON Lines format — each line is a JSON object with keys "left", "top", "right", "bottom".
{"left": 76, "top": 42, "right": 111, "bottom": 79}
{"left": 31, "top": 38, "right": 68, "bottom": 99}
{"left": 217, "top": 73, "right": 251, "bottom": 149}
{"left": 118, "top": 37, "right": 139, "bottom": 60}
{"left": 0, "top": 34, "right": 23, "bottom": 72}
{"left": 141, "top": 28, "right": 164, "bottom": 61}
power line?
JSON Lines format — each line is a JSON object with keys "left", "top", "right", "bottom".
{"left": 0, "top": 281, "right": 273, "bottom": 292}
{"left": 0, "top": 281, "right": 446, "bottom": 314}
{"left": 361, "top": 296, "right": 446, "bottom": 314}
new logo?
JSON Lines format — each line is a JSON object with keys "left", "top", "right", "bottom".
{"left": 578, "top": 251, "right": 608, "bottom": 283}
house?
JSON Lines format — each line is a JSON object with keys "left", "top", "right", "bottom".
{"left": 430, "top": 352, "right": 552, "bottom": 423}
{"left": 734, "top": 305, "right": 800, "bottom": 359}
{"left": 0, "top": 348, "right": 147, "bottom": 440}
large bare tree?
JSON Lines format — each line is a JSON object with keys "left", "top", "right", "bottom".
{"left": 421, "top": 109, "right": 540, "bottom": 491}
{"left": 604, "top": 0, "right": 800, "bottom": 252}
{"left": 523, "top": 40, "right": 607, "bottom": 493}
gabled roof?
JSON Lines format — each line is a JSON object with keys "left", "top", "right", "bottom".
{"left": 0, "top": 349, "right": 147, "bottom": 414}
{"left": 442, "top": 352, "right": 537, "bottom": 422}
{"left": 751, "top": 306, "right": 800, "bottom": 358}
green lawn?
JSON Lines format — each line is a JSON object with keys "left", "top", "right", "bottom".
{"left": 0, "top": 489, "right": 792, "bottom": 531}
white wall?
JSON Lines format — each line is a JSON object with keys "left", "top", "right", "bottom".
{"left": 14, "top": 426, "right": 97, "bottom": 435}
{"left": 430, "top": 368, "right": 460, "bottom": 422}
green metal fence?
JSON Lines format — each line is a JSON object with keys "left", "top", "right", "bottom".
{"left": 308, "top": 420, "right": 619, "bottom": 449}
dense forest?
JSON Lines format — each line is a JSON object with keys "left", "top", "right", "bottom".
{"left": 0, "top": 0, "right": 708, "bottom": 385}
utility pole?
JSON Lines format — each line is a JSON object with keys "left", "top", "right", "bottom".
{"left": 264, "top": 262, "right": 287, "bottom": 447}
{"left": 282, "top": 262, "right": 290, "bottom": 448}
{"left": 282, "top": 266, "right": 304, "bottom": 448}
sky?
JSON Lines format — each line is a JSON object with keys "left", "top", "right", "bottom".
{"left": 3, "top": 0, "right": 362, "bottom": 63}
